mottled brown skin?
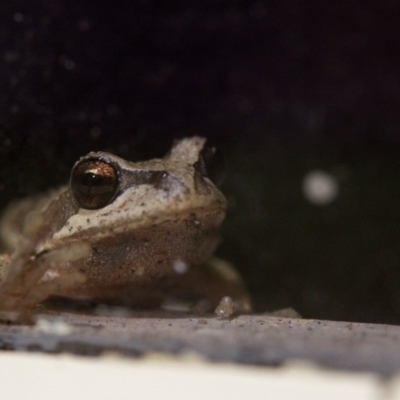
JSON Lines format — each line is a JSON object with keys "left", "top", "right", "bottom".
{"left": 0, "top": 137, "right": 251, "bottom": 314}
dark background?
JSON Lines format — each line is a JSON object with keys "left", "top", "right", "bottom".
{"left": 1, "top": 1, "right": 400, "bottom": 323}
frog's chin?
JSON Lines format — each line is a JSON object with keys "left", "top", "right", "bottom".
{"left": 45, "top": 211, "right": 223, "bottom": 291}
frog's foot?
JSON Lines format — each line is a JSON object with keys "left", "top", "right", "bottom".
{"left": 180, "top": 257, "right": 252, "bottom": 316}
{"left": 204, "top": 257, "right": 252, "bottom": 314}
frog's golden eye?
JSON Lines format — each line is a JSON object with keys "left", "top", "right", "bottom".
{"left": 70, "top": 159, "right": 119, "bottom": 209}
{"left": 195, "top": 144, "right": 225, "bottom": 187}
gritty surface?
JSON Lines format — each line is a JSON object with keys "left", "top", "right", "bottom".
{"left": 0, "top": 311, "right": 399, "bottom": 376}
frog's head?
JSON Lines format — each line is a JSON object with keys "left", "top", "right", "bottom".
{"left": 53, "top": 137, "right": 226, "bottom": 241}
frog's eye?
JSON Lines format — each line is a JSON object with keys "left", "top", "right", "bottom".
{"left": 195, "top": 144, "right": 225, "bottom": 187}
{"left": 70, "top": 159, "right": 119, "bottom": 209}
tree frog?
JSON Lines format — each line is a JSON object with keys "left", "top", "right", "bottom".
{"left": 0, "top": 137, "right": 251, "bottom": 316}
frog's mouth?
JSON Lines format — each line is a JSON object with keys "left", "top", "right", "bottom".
{"left": 53, "top": 197, "right": 226, "bottom": 242}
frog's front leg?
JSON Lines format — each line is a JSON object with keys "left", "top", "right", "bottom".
{"left": 0, "top": 252, "right": 49, "bottom": 317}
{"left": 0, "top": 242, "right": 90, "bottom": 311}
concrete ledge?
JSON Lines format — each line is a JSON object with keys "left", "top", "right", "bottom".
{"left": 0, "top": 311, "right": 399, "bottom": 375}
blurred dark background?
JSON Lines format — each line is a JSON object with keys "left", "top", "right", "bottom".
{"left": 0, "top": 0, "right": 400, "bottom": 323}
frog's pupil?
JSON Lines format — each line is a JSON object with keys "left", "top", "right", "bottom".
{"left": 80, "top": 172, "right": 108, "bottom": 188}
{"left": 81, "top": 172, "right": 99, "bottom": 186}
{"left": 77, "top": 173, "right": 113, "bottom": 194}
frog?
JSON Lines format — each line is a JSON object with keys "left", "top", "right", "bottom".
{"left": 0, "top": 137, "right": 251, "bottom": 317}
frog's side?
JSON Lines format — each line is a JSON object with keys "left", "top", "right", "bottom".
{"left": 0, "top": 137, "right": 251, "bottom": 314}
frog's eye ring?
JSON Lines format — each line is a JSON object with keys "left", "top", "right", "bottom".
{"left": 70, "top": 159, "right": 119, "bottom": 210}
{"left": 195, "top": 144, "right": 225, "bottom": 187}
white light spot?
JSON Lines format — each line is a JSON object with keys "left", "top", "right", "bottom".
{"left": 78, "top": 19, "right": 91, "bottom": 31}
{"left": 90, "top": 126, "right": 101, "bottom": 138}
{"left": 63, "top": 59, "right": 75, "bottom": 70}
{"left": 76, "top": 111, "right": 87, "bottom": 121}
{"left": 40, "top": 269, "right": 60, "bottom": 282}
{"left": 173, "top": 259, "right": 188, "bottom": 274}
{"left": 13, "top": 13, "right": 24, "bottom": 23}
{"left": 35, "top": 318, "right": 73, "bottom": 336}
{"left": 59, "top": 55, "right": 75, "bottom": 70}
{"left": 10, "top": 104, "right": 19, "bottom": 114}
{"left": 249, "top": 2, "right": 267, "bottom": 19}
{"left": 4, "top": 51, "right": 20, "bottom": 63}
{"left": 302, "top": 170, "right": 338, "bottom": 206}
{"left": 106, "top": 104, "right": 120, "bottom": 116}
